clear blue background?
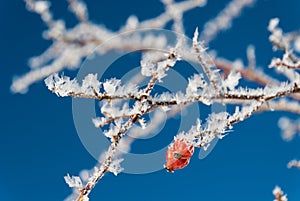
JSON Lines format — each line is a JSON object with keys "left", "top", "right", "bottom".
{"left": 0, "top": 0, "right": 300, "bottom": 200}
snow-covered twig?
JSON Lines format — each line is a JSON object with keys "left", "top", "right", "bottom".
{"left": 200, "top": 0, "right": 255, "bottom": 44}
{"left": 11, "top": 0, "right": 206, "bottom": 93}
{"left": 13, "top": 0, "right": 300, "bottom": 200}
{"left": 287, "top": 159, "right": 300, "bottom": 169}
{"left": 273, "top": 186, "right": 288, "bottom": 201}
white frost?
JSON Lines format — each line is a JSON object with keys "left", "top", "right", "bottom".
{"left": 64, "top": 174, "right": 83, "bottom": 188}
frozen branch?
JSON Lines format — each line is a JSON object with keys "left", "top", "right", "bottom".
{"left": 12, "top": 0, "right": 206, "bottom": 93}
{"left": 273, "top": 186, "right": 288, "bottom": 201}
{"left": 200, "top": 0, "right": 255, "bottom": 44}
{"left": 193, "top": 28, "right": 223, "bottom": 93}
{"left": 287, "top": 159, "right": 300, "bottom": 169}
{"left": 73, "top": 48, "right": 180, "bottom": 200}
{"left": 258, "top": 99, "right": 300, "bottom": 114}
{"left": 67, "top": 0, "right": 88, "bottom": 22}
{"left": 13, "top": 0, "right": 300, "bottom": 200}
{"left": 268, "top": 18, "right": 300, "bottom": 68}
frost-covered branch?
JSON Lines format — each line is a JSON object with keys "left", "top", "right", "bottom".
{"left": 76, "top": 116, "right": 136, "bottom": 201}
{"left": 47, "top": 37, "right": 300, "bottom": 199}
{"left": 214, "top": 58, "right": 278, "bottom": 86}
{"left": 273, "top": 186, "right": 288, "bottom": 201}
{"left": 186, "top": 101, "right": 264, "bottom": 151}
{"left": 193, "top": 28, "right": 223, "bottom": 93}
{"left": 13, "top": 0, "right": 300, "bottom": 200}
{"left": 64, "top": 49, "right": 180, "bottom": 201}
{"left": 11, "top": 0, "right": 206, "bottom": 93}
{"left": 67, "top": 0, "right": 89, "bottom": 22}
{"left": 200, "top": 0, "right": 255, "bottom": 44}
{"left": 270, "top": 56, "right": 300, "bottom": 70}
{"left": 258, "top": 99, "right": 300, "bottom": 114}
{"left": 268, "top": 18, "right": 300, "bottom": 70}
{"left": 287, "top": 159, "right": 300, "bottom": 170}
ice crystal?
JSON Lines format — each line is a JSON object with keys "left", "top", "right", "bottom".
{"left": 64, "top": 174, "right": 83, "bottom": 189}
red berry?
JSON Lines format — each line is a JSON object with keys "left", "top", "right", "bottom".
{"left": 165, "top": 138, "right": 194, "bottom": 172}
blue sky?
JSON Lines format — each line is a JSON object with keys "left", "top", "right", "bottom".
{"left": 1, "top": 0, "right": 300, "bottom": 200}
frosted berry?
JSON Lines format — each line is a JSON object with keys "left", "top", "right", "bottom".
{"left": 165, "top": 138, "right": 194, "bottom": 172}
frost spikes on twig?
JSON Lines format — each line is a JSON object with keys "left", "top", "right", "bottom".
{"left": 272, "top": 186, "right": 288, "bottom": 201}
{"left": 193, "top": 28, "right": 223, "bottom": 93}
{"left": 64, "top": 174, "right": 83, "bottom": 189}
